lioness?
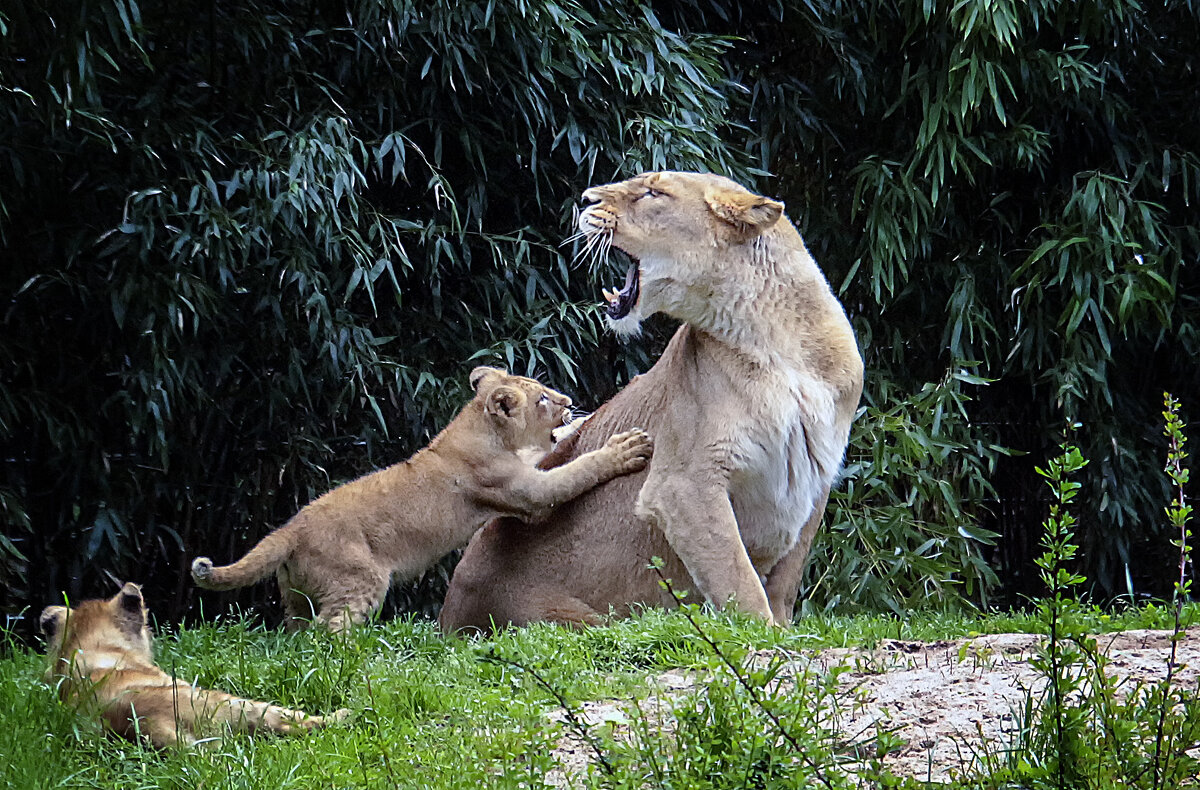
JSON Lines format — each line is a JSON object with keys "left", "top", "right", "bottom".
{"left": 440, "top": 172, "right": 863, "bottom": 630}
{"left": 40, "top": 582, "right": 346, "bottom": 748}
{"left": 192, "top": 367, "right": 652, "bottom": 630}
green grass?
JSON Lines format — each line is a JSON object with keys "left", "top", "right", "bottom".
{"left": 1, "top": 603, "right": 1197, "bottom": 789}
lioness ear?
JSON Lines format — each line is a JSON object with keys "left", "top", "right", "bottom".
{"left": 470, "top": 366, "right": 507, "bottom": 391}
{"left": 39, "top": 606, "right": 67, "bottom": 639}
{"left": 485, "top": 386, "right": 524, "bottom": 419}
{"left": 705, "top": 184, "right": 783, "bottom": 236}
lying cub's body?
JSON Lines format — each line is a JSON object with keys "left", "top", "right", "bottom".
{"left": 192, "top": 367, "right": 651, "bottom": 630}
{"left": 40, "top": 583, "right": 343, "bottom": 748}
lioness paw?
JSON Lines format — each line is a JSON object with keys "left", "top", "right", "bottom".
{"left": 604, "top": 428, "right": 654, "bottom": 472}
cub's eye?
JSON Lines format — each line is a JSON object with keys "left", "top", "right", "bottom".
{"left": 538, "top": 394, "right": 549, "bottom": 404}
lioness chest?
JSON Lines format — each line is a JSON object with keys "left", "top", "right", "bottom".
{"left": 725, "top": 367, "right": 841, "bottom": 573}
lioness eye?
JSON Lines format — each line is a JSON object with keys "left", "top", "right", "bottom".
{"left": 636, "top": 188, "right": 663, "bottom": 201}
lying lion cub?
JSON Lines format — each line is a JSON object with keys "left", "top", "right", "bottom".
{"left": 192, "top": 366, "right": 652, "bottom": 630}
{"left": 40, "top": 582, "right": 346, "bottom": 748}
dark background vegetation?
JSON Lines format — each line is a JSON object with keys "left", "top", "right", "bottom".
{"left": 2, "top": 0, "right": 1197, "bottom": 633}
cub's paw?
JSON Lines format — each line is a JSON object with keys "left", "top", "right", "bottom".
{"left": 305, "top": 708, "right": 353, "bottom": 731}
{"left": 326, "top": 708, "right": 354, "bottom": 725}
{"left": 603, "top": 428, "right": 654, "bottom": 473}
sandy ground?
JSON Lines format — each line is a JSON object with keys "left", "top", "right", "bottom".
{"left": 546, "top": 629, "right": 1199, "bottom": 784}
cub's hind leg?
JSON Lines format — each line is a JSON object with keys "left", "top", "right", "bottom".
{"left": 315, "top": 571, "right": 389, "bottom": 632}
{"left": 278, "top": 569, "right": 317, "bottom": 632}
{"left": 137, "top": 715, "right": 194, "bottom": 749}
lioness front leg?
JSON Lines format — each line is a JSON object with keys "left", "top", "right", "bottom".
{"left": 636, "top": 476, "right": 773, "bottom": 622}
{"left": 510, "top": 429, "right": 653, "bottom": 518}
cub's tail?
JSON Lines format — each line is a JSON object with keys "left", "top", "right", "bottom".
{"left": 191, "top": 527, "right": 295, "bottom": 591}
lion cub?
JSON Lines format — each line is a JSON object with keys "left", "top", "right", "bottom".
{"left": 192, "top": 367, "right": 652, "bottom": 630}
{"left": 40, "top": 582, "right": 346, "bottom": 748}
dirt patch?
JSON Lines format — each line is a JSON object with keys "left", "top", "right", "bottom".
{"left": 547, "top": 629, "right": 1199, "bottom": 784}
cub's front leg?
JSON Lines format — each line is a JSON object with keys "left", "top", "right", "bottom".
{"left": 511, "top": 428, "right": 653, "bottom": 519}
{"left": 182, "top": 687, "right": 350, "bottom": 742}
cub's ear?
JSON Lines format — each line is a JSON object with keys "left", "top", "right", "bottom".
{"left": 484, "top": 386, "right": 524, "bottom": 419}
{"left": 113, "top": 582, "right": 148, "bottom": 634}
{"left": 117, "top": 582, "right": 144, "bottom": 613}
{"left": 704, "top": 184, "right": 783, "bottom": 237}
{"left": 470, "top": 366, "right": 507, "bottom": 391}
{"left": 39, "top": 606, "right": 68, "bottom": 639}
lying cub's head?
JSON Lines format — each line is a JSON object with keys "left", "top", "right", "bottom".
{"left": 469, "top": 366, "right": 573, "bottom": 453}
{"left": 40, "top": 582, "right": 154, "bottom": 680}
{"left": 577, "top": 171, "right": 786, "bottom": 336}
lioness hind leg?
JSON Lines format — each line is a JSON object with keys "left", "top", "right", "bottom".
{"left": 764, "top": 487, "right": 829, "bottom": 625}
{"left": 537, "top": 594, "right": 604, "bottom": 628}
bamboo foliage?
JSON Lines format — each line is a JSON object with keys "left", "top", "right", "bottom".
{"left": 2, "top": 0, "right": 1198, "bottom": 624}
{"left": 0, "top": 0, "right": 748, "bottom": 621}
{"left": 731, "top": 0, "right": 1200, "bottom": 607}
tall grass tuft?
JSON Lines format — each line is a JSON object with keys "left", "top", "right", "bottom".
{"left": 980, "top": 409, "right": 1199, "bottom": 789}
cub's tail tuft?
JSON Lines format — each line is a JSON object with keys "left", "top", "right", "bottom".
{"left": 190, "top": 528, "right": 294, "bottom": 591}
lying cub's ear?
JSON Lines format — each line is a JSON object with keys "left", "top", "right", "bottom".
{"left": 112, "top": 582, "right": 148, "bottom": 634}
{"left": 704, "top": 184, "right": 783, "bottom": 237}
{"left": 39, "top": 606, "right": 68, "bottom": 639}
{"left": 117, "top": 582, "right": 144, "bottom": 612}
{"left": 470, "top": 366, "right": 507, "bottom": 391}
{"left": 485, "top": 386, "right": 525, "bottom": 419}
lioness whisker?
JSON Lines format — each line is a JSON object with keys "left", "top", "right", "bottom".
{"left": 560, "top": 229, "right": 588, "bottom": 247}
{"left": 567, "top": 232, "right": 597, "bottom": 268}
{"left": 595, "top": 233, "right": 615, "bottom": 274}
{"left": 576, "top": 232, "right": 605, "bottom": 271}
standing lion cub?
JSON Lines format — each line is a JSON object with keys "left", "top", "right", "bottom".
{"left": 40, "top": 582, "right": 346, "bottom": 748}
{"left": 192, "top": 366, "right": 652, "bottom": 630}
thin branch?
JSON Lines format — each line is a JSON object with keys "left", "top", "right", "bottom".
{"left": 651, "top": 564, "right": 838, "bottom": 790}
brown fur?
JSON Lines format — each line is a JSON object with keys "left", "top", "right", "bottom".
{"left": 192, "top": 367, "right": 652, "bottom": 630}
{"left": 39, "top": 583, "right": 346, "bottom": 748}
{"left": 440, "top": 172, "right": 863, "bottom": 632}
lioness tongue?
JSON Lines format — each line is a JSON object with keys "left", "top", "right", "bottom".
{"left": 603, "top": 262, "right": 639, "bottom": 320}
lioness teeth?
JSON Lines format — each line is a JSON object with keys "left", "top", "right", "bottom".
{"left": 604, "top": 262, "right": 640, "bottom": 320}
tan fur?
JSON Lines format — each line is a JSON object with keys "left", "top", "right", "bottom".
{"left": 39, "top": 583, "right": 347, "bottom": 748}
{"left": 192, "top": 368, "right": 652, "bottom": 631}
{"left": 440, "top": 172, "right": 863, "bottom": 631}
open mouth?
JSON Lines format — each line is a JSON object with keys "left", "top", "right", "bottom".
{"left": 601, "top": 249, "right": 640, "bottom": 320}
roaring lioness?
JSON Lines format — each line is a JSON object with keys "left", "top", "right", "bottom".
{"left": 440, "top": 172, "right": 863, "bottom": 630}
{"left": 192, "top": 367, "right": 652, "bottom": 630}
{"left": 40, "top": 582, "right": 347, "bottom": 748}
